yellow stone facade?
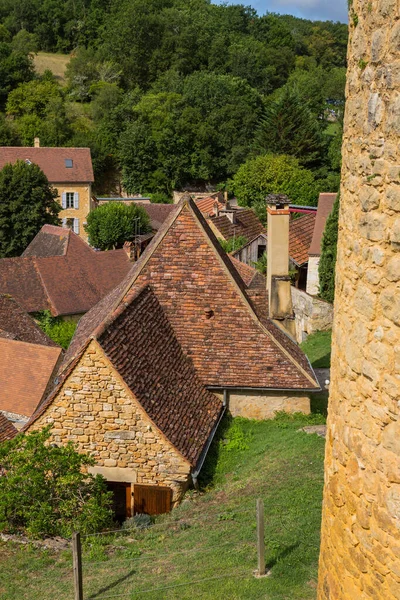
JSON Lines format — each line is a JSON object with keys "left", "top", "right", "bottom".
{"left": 27, "top": 341, "right": 191, "bottom": 504}
{"left": 56, "top": 182, "right": 92, "bottom": 241}
{"left": 318, "top": 3, "right": 400, "bottom": 598}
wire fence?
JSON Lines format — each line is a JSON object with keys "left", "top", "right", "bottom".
{"left": 72, "top": 500, "right": 265, "bottom": 600}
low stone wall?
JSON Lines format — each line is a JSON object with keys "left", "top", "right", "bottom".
{"left": 27, "top": 340, "right": 191, "bottom": 504}
{"left": 214, "top": 390, "right": 310, "bottom": 420}
{"left": 291, "top": 286, "right": 333, "bottom": 343}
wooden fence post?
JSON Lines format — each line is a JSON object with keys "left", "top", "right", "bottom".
{"left": 256, "top": 498, "right": 266, "bottom": 577}
{"left": 72, "top": 532, "right": 83, "bottom": 600}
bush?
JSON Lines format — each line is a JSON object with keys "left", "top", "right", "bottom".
{"left": 231, "top": 154, "right": 318, "bottom": 209}
{"left": 318, "top": 193, "right": 339, "bottom": 303}
{"left": 0, "top": 428, "right": 114, "bottom": 538}
{"left": 35, "top": 311, "right": 77, "bottom": 349}
{"left": 218, "top": 235, "right": 248, "bottom": 253}
{"left": 85, "top": 202, "right": 151, "bottom": 250}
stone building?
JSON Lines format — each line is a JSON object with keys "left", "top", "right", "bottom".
{"left": 306, "top": 193, "right": 337, "bottom": 296}
{"left": 0, "top": 141, "right": 94, "bottom": 240}
{"left": 24, "top": 196, "right": 319, "bottom": 515}
{"left": 318, "top": 3, "right": 400, "bottom": 599}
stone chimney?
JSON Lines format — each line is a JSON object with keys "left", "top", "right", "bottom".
{"left": 213, "top": 201, "right": 219, "bottom": 217}
{"left": 266, "top": 194, "right": 294, "bottom": 333}
{"left": 34, "top": 137, "right": 40, "bottom": 148}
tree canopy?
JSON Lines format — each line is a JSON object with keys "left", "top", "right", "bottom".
{"left": 85, "top": 202, "right": 151, "bottom": 250}
{"left": 319, "top": 193, "right": 340, "bottom": 303}
{"left": 0, "top": 160, "right": 60, "bottom": 257}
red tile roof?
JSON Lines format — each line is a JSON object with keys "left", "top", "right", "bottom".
{"left": 309, "top": 193, "right": 337, "bottom": 256}
{"left": 195, "top": 196, "right": 225, "bottom": 217}
{"left": 210, "top": 208, "right": 265, "bottom": 242}
{"left": 0, "top": 147, "right": 94, "bottom": 183}
{"left": 136, "top": 203, "right": 177, "bottom": 230}
{"left": 63, "top": 197, "right": 319, "bottom": 391}
{"left": 289, "top": 213, "right": 317, "bottom": 266}
{"left": 0, "top": 338, "right": 62, "bottom": 418}
{"left": 98, "top": 286, "right": 223, "bottom": 466}
{"left": 0, "top": 412, "right": 18, "bottom": 443}
{"left": 0, "top": 294, "right": 58, "bottom": 347}
{"left": 0, "top": 226, "right": 132, "bottom": 316}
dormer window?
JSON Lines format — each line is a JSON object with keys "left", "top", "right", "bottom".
{"left": 65, "top": 159, "right": 73, "bottom": 168}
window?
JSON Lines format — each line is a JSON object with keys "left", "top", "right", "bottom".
{"left": 65, "top": 158, "right": 73, "bottom": 168}
{"left": 66, "top": 192, "right": 74, "bottom": 209}
{"left": 62, "top": 192, "right": 79, "bottom": 209}
{"left": 62, "top": 218, "right": 79, "bottom": 235}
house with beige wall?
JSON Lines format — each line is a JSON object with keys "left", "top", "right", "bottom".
{"left": 0, "top": 140, "right": 94, "bottom": 240}
{"left": 23, "top": 195, "right": 320, "bottom": 518}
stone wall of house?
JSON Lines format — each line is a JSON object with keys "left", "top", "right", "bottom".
{"left": 291, "top": 287, "right": 333, "bottom": 343}
{"left": 57, "top": 182, "right": 92, "bottom": 240}
{"left": 306, "top": 256, "right": 320, "bottom": 296}
{"left": 214, "top": 391, "right": 310, "bottom": 420}
{"left": 28, "top": 340, "right": 191, "bottom": 504}
{"left": 318, "top": 4, "right": 400, "bottom": 599}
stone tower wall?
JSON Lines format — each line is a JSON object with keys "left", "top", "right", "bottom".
{"left": 318, "top": 2, "right": 400, "bottom": 599}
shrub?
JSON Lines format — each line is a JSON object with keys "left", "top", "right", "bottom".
{"left": 0, "top": 428, "right": 114, "bottom": 538}
{"left": 35, "top": 311, "right": 77, "bottom": 349}
{"left": 218, "top": 235, "right": 248, "bottom": 253}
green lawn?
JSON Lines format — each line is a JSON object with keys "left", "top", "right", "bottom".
{"left": 0, "top": 413, "right": 326, "bottom": 600}
{"left": 300, "top": 330, "right": 332, "bottom": 369}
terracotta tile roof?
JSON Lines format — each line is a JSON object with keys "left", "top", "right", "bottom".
{"left": 210, "top": 208, "right": 265, "bottom": 242}
{"left": 22, "top": 225, "right": 81, "bottom": 258}
{"left": 98, "top": 286, "right": 223, "bottom": 466}
{"left": 63, "top": 197, "right": 319, "bottom": 391}
{"left": 0, "top": 338, "right": 62, "bottom": 418}
{"left": 289, "top": 214, "right": 317, "bottom": 266}
{"left": 0, "top": 227, "right": 132, "bottom": 316}
{"left": 0, "top": 257, "right": 50, "bottom": 312}
{"left": 195, "top": 196, "right": 225, "bottom": 217}
{"left": 0, "top": 412, "right": 18, "bottom": 443}
{"left": 0, "top": 147, "right": 94, "bottom": 183}
{"left": 0, "top": 294, "right": 58, "bottom": 347}
{"left": 228, "top": 255, "right": 259, "bottom": 287}
{"left": 136, "top": 203, "right": 177, "bottom": 230}
{"left": 309, "top": 193, "right": 337, "bottom": 256}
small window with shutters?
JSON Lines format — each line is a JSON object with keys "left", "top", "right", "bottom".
{"left": 73, "top": 218, "right": 79, "bottom": 235}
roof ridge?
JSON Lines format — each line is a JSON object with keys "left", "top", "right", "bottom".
{"left": 32, "top": 256, "right": 56, "bottom": 315}
{"left": 187, "top": 202, "right": 318, "bottom": 388}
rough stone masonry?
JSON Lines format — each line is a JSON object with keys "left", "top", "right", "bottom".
{"left": 317, "top": 2, "right": 400, "bottom": 598}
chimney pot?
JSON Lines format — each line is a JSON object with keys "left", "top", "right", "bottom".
{"left": 34, "top": 137, "right": 40, "bottom": 148}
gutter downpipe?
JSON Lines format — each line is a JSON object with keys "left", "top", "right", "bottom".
{"left": 191, "top": 390, "right": 228, "bottom": 489}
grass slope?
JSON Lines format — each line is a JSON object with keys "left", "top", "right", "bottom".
{"left": 300, "top": 330, "right": 332, "bottom": 369}
{"left": 0, "top": 414, "right": 326, "bottom": 599}
{"left": 33, "top": 52, "right": 70, "bottom": 85}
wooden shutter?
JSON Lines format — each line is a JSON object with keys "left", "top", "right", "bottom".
{"left": 74, "top": 192, "right": 79, "bottom": 209}
{"left": 73, "top": 218, "right": 79, "bottom": 234}
{"left": 61, "top": 192, "right": 67, "bottom": 209}
{"left": 133, "top": 484, "right": 172, "bottom": 516}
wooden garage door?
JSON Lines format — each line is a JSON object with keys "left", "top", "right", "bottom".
{"left": 133, "top": 484, "right": 172, "bottom": 516}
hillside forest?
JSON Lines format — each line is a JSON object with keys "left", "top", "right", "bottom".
{"left": 0, "top": 0, "right": 348, "bottom": 205}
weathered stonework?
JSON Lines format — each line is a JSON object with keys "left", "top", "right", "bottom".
{"left": 291, "top": 287, "right": 333, "bottom": 343}
{"left": 306, "top": 256, "right": 321, "bottom": 296}
{"left": 318, "top": 4, "right": 400, "bottom": 599}
{"left": 27, "top": 341, "right": 191, "bottom": 504}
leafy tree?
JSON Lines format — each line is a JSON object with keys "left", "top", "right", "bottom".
{"left": 6, "top": 78, "right": 62, "bottom": 117}
{"left": 254, "top": 85, "right": 325, "bottom": 168}
{"left": 318, "top": 193, "right": 339, "bottom": 303}
{"left": 218, "top": 235, "right": 248, "bottom": 253}
{"left": 232, "top": 154, "right": 318, "bottom": 209}
{"left": 149, "top": 192, "right": 172, "bottom": 204}
{"left": 253, "top": 251, "right": 267, "bottom": 275}
{"left": 0, "top": 160, "right": 60, "bottom": 257}
{"left": 0, "top": 42, "right": 34, "bottom": 109}
{"left": 11, "top": 29, "right": 38, "bottom": 55}
{"left": 85, "top": 202, "right": 151, "bottom": 250}
{"left": 0, "top": 427, "right": 113, "bottom": 538}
